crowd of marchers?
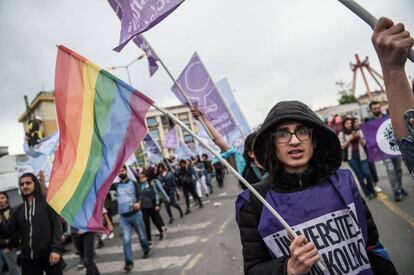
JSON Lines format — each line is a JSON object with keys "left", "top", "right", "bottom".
{"left": 0, "top": 153, "right": 227, "bottom": 275}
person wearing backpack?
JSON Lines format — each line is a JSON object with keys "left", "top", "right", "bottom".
{"left": 112, "top": 165, "right": 150, "bottom": 272}
{"left": 138, "top": 169, "right": 166, "bottom": 245}
{"left": 176, "top": 160, "right": 203, "bottom": 214}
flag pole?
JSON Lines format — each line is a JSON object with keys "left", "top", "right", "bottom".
{"left": 151, "top": 102, "right": 326, "bottom": 271}
{"left": 196, "top": 53, "right": 245, "bottom": 139}
{"left": 337, "top": 0, "right": 414, "bottom": 62}
{"left": 141, "top": 35, "right": 215, "bottom": 140}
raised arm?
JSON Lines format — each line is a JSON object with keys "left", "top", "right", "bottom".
{"left": 371, "top": 17, "right": 414, "bottom": 139}
{"left": 191, "top": 107, "right": 231, "bottom": 152}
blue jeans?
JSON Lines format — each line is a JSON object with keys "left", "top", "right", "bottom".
{"left": 205, "top": 173, "right": 213, "bottom": 193}
{"left": 383, "top": 157, "right": 403, "bottom": 196}
{"left": 348, "top": 153, "right": 375, "bottom": 197}
{"left": 0, "top": 249, "right": 20, "bottom": 275}
{"left": 119, "top": 211, "right": 149, "bottom": 264}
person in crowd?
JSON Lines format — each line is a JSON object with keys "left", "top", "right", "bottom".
{"left": 112, "top": 165, "right": 150, "bottom": 272}
{"left": 158, "top": 163, "right": 183, "bottom": 224}
{"left": 194, "top": 156, "right": 209, "bottom": 198}
{"left": 191, "top": 108, "right": 265, "bottom": 187}
{"left": 369, "top": 101, "right": 408, "bottom": 201}
{"left": 71, "top": 228, "right": 100, "bottom": 275}
{"left": 0, "top": 173, "right": 63, "bottom": 275}
{"left": 236, "top": 100, "right": 397, "bottom": 274}
{"left": 370, "top": 17, "right": 414, "bottom": 186}
{"left": 176, "top": 159, "right": 203, "bottom": 214}
{"left": 0, "top": 192, "right": 20, "bottom": 275}
{"left": 213, "top": 161, "right": 224, "bottom": 188}
{"left": 339, "top": 117, "right": 376, "bottom": 199}
{"left": 353, "top": 117, "right": 383, "bottom": 193}
{"left": 201, "top": 154, "right": 214, "bottom": 194}
{"left": 138, "top": 170, "right": 166, "bottom": 245}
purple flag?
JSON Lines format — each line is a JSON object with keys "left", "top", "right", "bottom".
{"left": 108, "top": 0, "right": 185, "bottom": 52}
{"left": 109, "top": 0, "right": 160, "bottom": 76}
{"left": 165, "top": 127, "right": 179, "bottom": 149}
{"left": 171, "top": 53, "right": 236, "bottom": 135}
{"left": 360, "top": 116, "right": 401, "bottom": 161}
{"left": 132, "top": 35, "right": 159, "bottom": 76}
{"left": 176, "top": 140, "right": 194, "bottom": 160}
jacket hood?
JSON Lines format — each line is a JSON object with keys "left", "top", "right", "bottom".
{"left": 253, "top": 100, "right": 341, "bottom": 183}
{"left": 19, "top": 173, "right": 45, "bottom": 202}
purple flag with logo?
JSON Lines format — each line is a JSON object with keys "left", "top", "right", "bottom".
{"left": 360, "top": 116, "right": 401, "bottom": 162}
{"left": 171, "top": 53, "right": 236, "bottom": 135}
{"left": 108, "top": 0, "right": 160, "bottom": 76}
{"left": 109, "top": 0, "right": 185, "bottom": 52}
{"left": 165, "top": 127, "right": 179, "bottom": 149}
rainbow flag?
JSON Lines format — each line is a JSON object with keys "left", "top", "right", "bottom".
{"left": 47, "top": 45, "right": 153, "bottom": 231}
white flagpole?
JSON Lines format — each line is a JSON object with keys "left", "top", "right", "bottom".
{"left": 141, "top": 35, "right": 215, "bottom": 140}
{"left": 151, "top": 103, "right": 326, "bottom": 271}
{"left": 338, "top": 0, "right": 414, "bottom": 62}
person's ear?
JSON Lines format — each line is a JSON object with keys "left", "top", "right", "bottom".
{"left": 247, "top": 151, "right": 255, "bottom": 159}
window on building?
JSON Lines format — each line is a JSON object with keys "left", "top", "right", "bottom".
{"left": 149, "top": 128, "right": 160, "bottom": 139}
{"left": 178, "top": 113, "right": 189, "bottom": 120}
{"left": 146, "top": 117, "right": 158, "bottom": 127}
{"left": 161, "top": 115, "right": 169, "bottom": 126}
{"left": 184, "top": 134, "right": 193, "bottom": 143}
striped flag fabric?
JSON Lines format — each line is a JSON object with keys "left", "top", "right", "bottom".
{"left": 47, "top": 45, "right": 153, "bottom": 231}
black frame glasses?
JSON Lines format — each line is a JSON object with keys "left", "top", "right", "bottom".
{"left": 272, "top": 127, "right": 313, "bottom": 144}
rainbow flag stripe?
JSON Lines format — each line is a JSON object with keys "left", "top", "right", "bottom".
{"left": 47, "top": 45, "right": 153, "bottom": 231}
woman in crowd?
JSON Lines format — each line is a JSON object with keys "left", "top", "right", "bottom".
{"left": 339, "top": 117, "right": 376, "bottom": 199}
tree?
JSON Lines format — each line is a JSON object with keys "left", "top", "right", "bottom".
{"left": 336, "top": 80, "right": 358, "bottom": 105}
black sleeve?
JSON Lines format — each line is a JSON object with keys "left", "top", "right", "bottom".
{"left": 133, "top": 181, "right": 141, "bottom": 202}
{"left": 0, "top": 208, "right": 19, "bottom": 239}
{"left": 362, "top": 199, "right": 398, "bottom": 275}
{"left": 238, "top": 197, "right": 286, "bottom": 275}
{"left": 47, "top": 206, "right": 62, "bottom": 254}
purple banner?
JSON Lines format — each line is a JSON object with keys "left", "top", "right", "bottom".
{"left": 108, "top": 1, "right": 160, "bottom": 76}
{"left": 165, "top": 127, "right": 179, "bottom": 149}
{"left": 109, "top": 0, "right": 185, "bottom": 52}
{"left": 171, "top": 52, "right": 236, "bottom": 135}
{"left": 132, "top": 35, "right": 159, "bottom": 76}
{"left": 360, "top": 116, "right": 401, "bottom": 162}
{"left": 176, "top": 140, "right": 194, "bottom": 160}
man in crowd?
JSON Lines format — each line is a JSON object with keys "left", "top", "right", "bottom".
{"left": 112, "top": 165, "right": 150, "bottom": 272}
{"left": 369, "top": 101, "right": 408, "bottom": 201}
{"left": 0, "top": 173, "right": 62, "bottom": 275}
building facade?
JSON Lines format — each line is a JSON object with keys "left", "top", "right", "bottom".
{"left": 18, "top": 92, "right": 198, "bottom": 164}
{"left": 18, "top": 91, "right": 57, "bottom": 137}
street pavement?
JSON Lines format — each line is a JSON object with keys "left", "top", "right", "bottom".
{"left": 62, "top": 163, "right": 414, "bottom": 275}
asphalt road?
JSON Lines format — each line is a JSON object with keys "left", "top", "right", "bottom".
{"left": 62, "top": 163, "right": 414, "bottom": 275}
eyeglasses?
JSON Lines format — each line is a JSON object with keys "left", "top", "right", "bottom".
{"left": 272, "top": 127, "right": 313, "bottom": 144}
{"left": 19, "top": 181, "right": 33, "bottom": 187}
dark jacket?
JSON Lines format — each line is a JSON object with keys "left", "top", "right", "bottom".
{"left": 158, "top": 171, "right": 177, "bottom": 195}
{"left": 238, "top": 101, "right": 397, "bottom": 275}
{"left": 176, "top": 167, "right": 195, "bottom": 188}
{"left": 0, "top": 206, "right": 19, "bottom": 250}
{"left": 0, "top": 177, "right": 62, "bottom": 259}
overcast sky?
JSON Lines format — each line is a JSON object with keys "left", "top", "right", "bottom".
{"left": 1, "top": 0, "right": 413, "bottom": 154}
